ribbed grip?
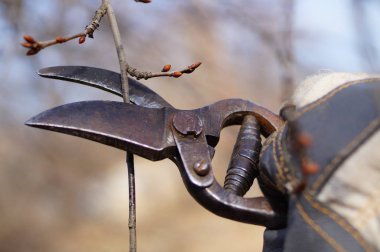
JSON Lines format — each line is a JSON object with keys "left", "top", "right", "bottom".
{"left": 224, "top": 115, "right": 262, "bottom": 196}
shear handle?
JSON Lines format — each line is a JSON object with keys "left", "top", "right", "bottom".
{"left": 187, "top": 178, "right": 286, "bottom": 229}
{"left": 171, "top": 127, "right": 286, "bottom": 229}
{"left": 170, "top": 104, "right": 286, "bottom": 228}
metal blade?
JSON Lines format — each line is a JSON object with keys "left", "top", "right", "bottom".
{"left": 38, "top": 66, "right": 173, "bottom": 109}
{"left": 25, "top": 101, "right": 176, "bottom": 161}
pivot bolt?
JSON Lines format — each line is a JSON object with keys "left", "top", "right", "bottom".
{"left": 172, "top": 111, "right": 203, "bottom": 137}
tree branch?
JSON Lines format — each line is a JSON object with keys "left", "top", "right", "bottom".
{"left": 21, "top": 0, "right": 201, "bottom": 83}
{"left": 105, "top": 0, "right": 130, "bottom": 101}
{"left": 127, "top": 61, "right": 202, "bottom": 80}
{"left": 103, "top": 2, "right": 135, "bottom": 252}
{"left": 21, "top": 2, "right": 107, "bottom": 56}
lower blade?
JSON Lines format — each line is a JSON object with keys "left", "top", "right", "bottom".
{"left": 25, "top": 101, "right": 175, "bottom": 161}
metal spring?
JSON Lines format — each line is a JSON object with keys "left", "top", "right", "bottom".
{"left": 223, "top": 115, "right": 262, "bottom": 196}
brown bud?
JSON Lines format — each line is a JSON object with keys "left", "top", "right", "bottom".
{"left": 26, "top": 48, "right": 39, "bottom": 56}
{"left": 23, "top": 34, "right": 36, "bottom": 43}
{"left": 183, "top": 61, "right": 202, "bottom": 73}
{"left": 79, "top": 36, "right": 86, "bottom": 44}
{"left": 190, "top": 61, "right": 202, "bottom": 69}
{"left": 20, "top": 42, "right": 32, "bottom": 48}
{"left": 161, "top": 64, "right": 171, "bottom": 72}
{"left": 172, "top": 71, "right": 183, "bottom": 78}
{"left": 55, "top": 36, "right": 65, "bottom": 43}
{"left": 297, "top": 132, "right": 313, "bottom": 148}
{"left": 302, "top": 160, "right": 319, "bottom": 175}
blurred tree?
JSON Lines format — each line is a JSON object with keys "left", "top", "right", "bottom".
{"left": 0, "top": 1, "right": 379, "bottom": 251}
{"left": 351, "top": 0, "right": 380, "bottom": 71}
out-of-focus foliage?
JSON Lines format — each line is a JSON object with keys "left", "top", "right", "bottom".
{"left": 0, "top": 1, "right": 379, "bottom": 251}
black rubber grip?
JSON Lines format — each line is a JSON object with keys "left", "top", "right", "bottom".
{"left": 224, "top": 115, "right": 262, "bottom": 196}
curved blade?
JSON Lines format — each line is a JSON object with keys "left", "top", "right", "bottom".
{"left": 25, "top": 101, "right": 176, "bottom": 161}
{"left": 38, "top": 66, "right": 173, "bottom": 109}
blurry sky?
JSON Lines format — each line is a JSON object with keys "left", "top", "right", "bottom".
{"left": 0, "top": 1, "right": 379, "bottom": 252}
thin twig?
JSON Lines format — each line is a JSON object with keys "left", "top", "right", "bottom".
{"left": 21, "top": 33, "right": 84, "bottom": 55}
{"left": 21, "top": 0, "right": 201, "bottom": 84}
{"left": 127, "top": 62, "right": 202, "bottom": 80}
{"left": 105, "top": 0, "right": 129, "bottom": 101}
{"left": 21, "top": 2, "right": 107, "bottom": 56}
{"left": 126, "top": 152, "right": 136, "bottom": 252}
{"left": 104, "top": 1, "right": 136, "bottom": 251}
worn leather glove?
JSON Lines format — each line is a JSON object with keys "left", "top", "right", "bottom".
{"left": 258, "top": 73, "right": 380, "bottom": 252}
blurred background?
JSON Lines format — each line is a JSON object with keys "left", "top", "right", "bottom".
{"left": 1, "top": 0, "right": 380, "bottom": 251}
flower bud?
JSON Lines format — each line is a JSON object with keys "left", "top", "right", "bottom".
{"left": 190, "top": 61, "right": 202, "bottom": 69}
{"left": 55, "top": 36, "right": 65, "bottom": 43}
{"left": 172, "top": 72, "right": 182, "bottom": 78}
{"left": 79, "top": 36, "right": 86, "bottom": 44}
{"left": 161, "top": 64, "right": 171, "bottom": 72}
{"left": 20, "top": 42, "right": 32, "bottom": 48}
{"left": 26, "top": 48, "right": 39, "bottom": 56}
{"left": 23, "top": 35, "right": 36, "bottom": 43}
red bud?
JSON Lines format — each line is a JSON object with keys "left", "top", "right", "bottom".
{"left": 20, "top": 42, "right": 32, "bottom": 48}
{"left": 26, "top": 48, "right": 39, "bottom": 56}
{"left": 172, "top": 72, "right": 182, "bottom": 78}
{"left": 190, "top": 61, "right": 202, "bottom": 69}
{"left": 79, "top": 36, "right": 86, "bottom": 44}
{"left": 23, "top": 35, "right": 36, "bottom": 43}
{"left": 161, "top": 64, "right": 171, "bottom": 72}
{"left": 55, "top": 36, "right": 65, "bottom": 43}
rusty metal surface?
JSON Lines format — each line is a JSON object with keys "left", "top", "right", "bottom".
{"left": 27, "top": 66, "right": 286, "bottom": 229}
{"left": 26, "top": 98, "right": 286, "bottom": 228}
{"left": 26, "top": 99, "right": 281, "bottom": 157}
{"left": 38, "top": 66, "right": 173, "bottom": 108}
{"left": 26, "top": 101, "right": 175, "bottom": 160}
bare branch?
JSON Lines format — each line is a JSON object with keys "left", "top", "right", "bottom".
{"left": 21, "top": 33, "right": 86, "bottom": 55}
{"left": 105, "top": 0, "right": 130, "bottom": 101}
{"left": 21, "top": 2, "right": 107, "bottom": 56}
{"left": 127, "top": 61, "right": 202, "bottom": 80}
{"left": 103, "top": 2, "right": 135, "bottom": 252}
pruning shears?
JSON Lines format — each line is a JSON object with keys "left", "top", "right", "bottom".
{"left": 26, "top": 66, "right": 286, "bottom": 229}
